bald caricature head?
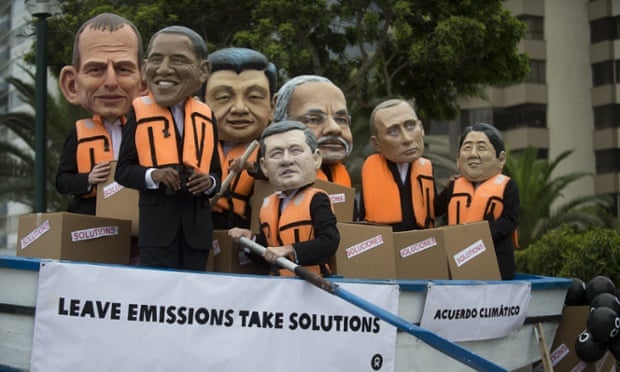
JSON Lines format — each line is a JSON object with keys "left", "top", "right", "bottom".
{"left": 59, "top": 13, "right": 147, "bottom": 122}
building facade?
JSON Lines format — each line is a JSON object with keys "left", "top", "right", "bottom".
{"left": 1, "top": 1, "right": 35, "bottom": 251}
{"left": 429, "top": 0, "right": 619, "bottom": 225}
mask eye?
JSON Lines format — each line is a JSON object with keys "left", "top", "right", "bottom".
{"left": 304, "top": 114, "right": 324, "bottom": 125}
{"left": 387, "top": 127, "right": 400, "bottom": 137}
{"left": 334, "top": 115, "right": 351, "bottom": 126}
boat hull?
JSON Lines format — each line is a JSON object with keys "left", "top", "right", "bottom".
{"left": 0, "top": 256, "right": 569, "bottom": 371}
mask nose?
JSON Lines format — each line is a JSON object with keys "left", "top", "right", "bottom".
{"left": 156, "top": 58, "right": 173, "bottom": 74}
{"left": 323, "top": 115, "right": 342, "bottom": 135}
{"left": 103, "top": 63, "right": 120, "bottom": 88}
{"left": 231, "top": 96, "right": 248, "bottom": 113}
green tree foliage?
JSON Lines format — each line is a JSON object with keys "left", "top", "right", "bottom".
{"left": 504, "top": 146, "right": 612, "bottom": 248}
{"left": 40, "top": 0, "right": 528, "bottom": 121}
{"left": 0, "top": 74, "right": 86, "bottom": 212}
{"left": 234, "top": 0, "right": 529, "bottom": 120}
{"left": 516, "top": 225, "right": 620, "bottom": 285}
{"left": 35, "top": 0, "right": 257, "bottom": 78}
{"left": 35, "top": 0, "right": 528, "bottom": 190}
{"left": 19, "top": 0, "right": 529, "bottom": 203}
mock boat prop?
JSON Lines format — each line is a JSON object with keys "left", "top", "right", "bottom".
{"left": 0, "top": 254, "right": 571, "bottom": 371}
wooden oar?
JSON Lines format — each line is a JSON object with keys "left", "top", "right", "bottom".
{"left": 210, "top": 140, "right": 259, "bottom": 208}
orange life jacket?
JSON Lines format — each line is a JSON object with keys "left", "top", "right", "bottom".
{"left": 259, "top": 187, "right": 332, "bottom": 277}
{"left": 213, "top": 142, "right": 259, "bottom": 218}
{"left": 317, "top": 162, "right": 351, "bottom": 187}
{"left": 132, "top": 94, "right": 215, "bottom": 173}
{"left": 361, "top": 153, "right": 435, "bottom": 228}
{"left": 448, "top": 174, "right": 519, "bottom": 247}
{"left": 75, "top": 115, "right": 117, "bottom": 198}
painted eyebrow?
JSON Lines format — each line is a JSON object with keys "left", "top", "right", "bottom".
{"left": 463, "top": 140, "right": 489, "bottom": 146}
{"left": 81, "top": 60, "right": 136, "bottom": 70}
{"left": 304, "top": 109, "right": 349, "bottom": 115}
{"left": 115, "top": 61, "right": 139, "bottom": 68}
{"left": 305, "top": 109, "right": 327, "bottom": 114}
{"left": 389, "top": 119, "right": 417, "bottom": 127}
{"left": 211, "top": 84, "right": 267, "bottom": 91}
{"left": 148, "top": 52, "right": 189, "bottom": 59}
{"left": 245, "top": 84, "right": 269, "bottom": 91}
{"left": 81, "top": 61, "right": 106, "bottom": 68}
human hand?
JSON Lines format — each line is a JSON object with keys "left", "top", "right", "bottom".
{"left": 229, "top": 158, "right": 256, "bottom": 173}
{"left": 88, "top": 162, "right": 111, "bottom": 185}
{"left": 186, "top": 170, "right": 213, "bottom": 195}
{"left": 228, "top": 228, "right": 253, "bottom": 242}
{"left": 262, "top": 245, "right": 293, "bottom": 264}
{"left": 152, "top": 167, "right": 182, "bottom": 191}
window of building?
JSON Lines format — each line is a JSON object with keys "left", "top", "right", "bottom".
{"left": 590, "top": 17, "right": 617, "bottom": 43}
{"left": 0, "top": 47, "right": 9, "bottom": 66}
{"left": 460, "top": 108, "right": 493, "bottom": 130}
{"left": 595, "top": 148, "right": 620, "bottom": 173}
{"left": 592, "top": 60, "right": 614, "bottom": 86}
{"left": 593, "top": 104, "right": 620, "bottom": 129}
{"left": 509, "top": 147, "right": 548, "bottom": 160}
{"left": 0, "top": 95, "right": 7, "bottom": 114}
{"left": 8, "top": 89, "right": 25, "bottom": 110}
{"left": 526, "top": 60, "right": 546, "bottom": 84}
{"left": 427, "top": 119, "right": 450, "bottom": 135}
{"left": 614, "top": 60, "right": 620, "bottom": 84}
{"left": 0, "top": 79, "right": 8, "bottom": 113}
{"left": 0, "top": 202, "right": 5, "bottom": 249}
{"left": 517, "top": 15, "right": 544, "bottom": 40}
{"left": 0, "top": 16, "right": 9, "bottom": 35}
{"left": 493, "top": 104, "right": 547, "bottom": 131}
{"left": 606, "top": 192, "right": 620, "bottom": 218}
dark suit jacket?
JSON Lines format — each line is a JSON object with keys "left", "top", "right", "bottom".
{"left": 115, "top": 110, "right": 221, "bottom": 250}
{"left": 56, "top": 125, "right": 97, "bottom": 215}
{"left": 249, "top": 186, "right": 340, "bottom": 274}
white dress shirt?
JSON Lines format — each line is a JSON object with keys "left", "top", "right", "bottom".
{"left": 103, "top": 118, "right": 123, "bottom": 159}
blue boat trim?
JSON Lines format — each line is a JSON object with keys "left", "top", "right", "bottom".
{"left": 0, "top": 364, "right": 25, "bottom": 372}
{"left": 0, "top": 303, "right": 35, "bottom": 316}
{"left": 0, "top": 255, "right": 574, "bottom": 292}
{"left": 0, "top": 255, "right": 42, "bottom": 271}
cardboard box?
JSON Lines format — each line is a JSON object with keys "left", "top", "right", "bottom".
{"left": 335, "top": 221, "right": 498, "bottom": 280}
{"left": 250, "top": 179, "right": 356, "bottom": 233}
{"left": 442, "top": 221, "right": 501, "bottom": 281}
{"left": 249, "top": 180, "right": 274, "bottom": 233}
{"left": 17, "top": 212, "right": 131, "bottom": 265}
{"left": 334, "top": 222, "right": 396, "bottom": 279}
{"left": 533, "top": 306, "right": 616, "bottom": 372}
{"left": 211, "top": 230, "right": 269, "bottom": 275}
{"left": 313, "top": 179, "right": 356, "bottom": 222}
{"left": 205, "top": 244, "right": 215, "bottom": 272}
{"left": 96, "top": 160, "right": 139, "bottom": 236}
{"left": 393, "top": 228, "right": 450, "bottom": 280}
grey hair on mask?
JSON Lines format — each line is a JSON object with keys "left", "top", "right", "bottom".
{"left": 259, "top": 120, "right": 318, "bottom": 157}
{"left": 273, "top": 75, "right": 332, "bottom": 122}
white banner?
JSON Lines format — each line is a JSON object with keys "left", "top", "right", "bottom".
{"left": 419, "top": 282, "right": 531, "bottom": 342}
{"left": 31, "top": 261, "right": 398, "bottom": 372}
